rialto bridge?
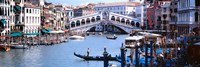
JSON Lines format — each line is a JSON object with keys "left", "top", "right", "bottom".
{"left": 70, "top": 11, "right": 142, "bottom": 34}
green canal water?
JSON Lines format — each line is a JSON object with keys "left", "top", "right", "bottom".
{"left": 0, "top": 34, "right": 128, "bottom": 67}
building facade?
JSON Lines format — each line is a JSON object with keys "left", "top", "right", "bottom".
{"left": 135, "top": 3, "right": 149, "bottom": 29}
{"left": 24, "top": 3, "right": 41, "bottom": 37}
{"left": 73, "top": 8, "right": 83, "bottom": 17}
{"left": 161, "top": 1, "right": 171, "bottom": 32}
{"left": 54, "top": 5, "right": 66, "bottom": 30}
{"left": 94, "top": 2, "right": 140, "bottom": 17}
{"left": 0, "top": 0, "right": 11, "bottom": 36}
{"left": 169, "top": 0, "right": 178, "bottom": 35}
{"left": 10, "top": 0, "right": 25, "bottom": 34}
{"left": 73, "top": 4, "right": 95, "bottom": 17}
{"left": 177, "top": 0, "right": 199, "bottom": 35}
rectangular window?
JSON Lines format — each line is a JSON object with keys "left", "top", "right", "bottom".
{"left": 38, "top": 17, "right": 40, "bottom": 23}
{"left": 29, "top": 9, "right": 31, "bottom": 13}
{"left": 26, "top": 16, "right": 28, "bottom": 23}
{"left": 163, "top": 8, "right": 166, "bottom": 12}
{"left": 15, "top": 15, "right": 19, "bottom": 24}
{"left": 22, "top": 16, "right": 24, "bottom": 22}
{"left": 26, "top": 9, "right": 28, "bottom": 13}
{"left": 29, "top": 16, "right": 31, "bottom": 23}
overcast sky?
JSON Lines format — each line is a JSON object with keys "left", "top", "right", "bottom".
{"left": 46, "top": 0, "right": 130, "bottom": 6}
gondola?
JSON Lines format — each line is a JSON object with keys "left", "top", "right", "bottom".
{"left": 106, "top": 36, "right": 117, "bottom": 40}
{"left": 74, "top": 52, "right": 116, "bottom": 61}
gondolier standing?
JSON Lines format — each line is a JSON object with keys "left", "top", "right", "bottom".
{"left": 87, "top": 48, "right": 90, "bottom": 56}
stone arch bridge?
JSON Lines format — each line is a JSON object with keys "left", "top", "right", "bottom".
{"left": 70, "top": 11, "right": 142, "bottom": 34}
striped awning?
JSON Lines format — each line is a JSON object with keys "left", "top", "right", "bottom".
{"left": 9, "top": 32, "right": 23, "bottom": 37}
{"left": 24, "top": 33, "right": 41, "bottom": 35}
{"left": 14, "top": 5, "right": 21, "bottom": 12}
{"left": 0, "top": 19, "right": 6, "bottom": 24}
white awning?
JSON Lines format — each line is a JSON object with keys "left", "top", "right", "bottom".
{"left": 49, "top": 30, "right": 65, "bottom": 33}
{"left": 125, "top": 36, "right": 144, "bottom": 41}
{"left": 138, "top": 32, "right": 162, "bottom": 37}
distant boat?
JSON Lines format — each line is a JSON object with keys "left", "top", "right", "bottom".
{"left": 69, "top": 35, "right": 85, "bottom": 40}
{"left": 9, "top": 43, "right": 28, "bottom": 49}
{"left": 74, "top": 52, "right": 116, "bottom": 61}
{"left": 9, "top": 45, "right": 28, "bottom": 49}
{"left": 0, "top": 44, "right": 10, "bottom": 51}
{"left": 106, "top": 34, "right": 117, "bottom": 40}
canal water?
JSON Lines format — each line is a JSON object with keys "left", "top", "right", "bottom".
{"left": 0, "top": 34, "right": 128, "bottom": 67}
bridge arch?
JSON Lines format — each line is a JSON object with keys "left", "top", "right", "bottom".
{"left": 86, "top": 18, "right": 90, "bottom": 24}
{"left": 136, "top": 22, "right": 140, "bottom": 27}
{"left": 111, "top": 16, "right": 115, "bottom": 21}
{"left": 91, "top": 17, "right": 95, "bottom": 22}
{"left": 96, "top": 16, "right": 101, "bottom": 21}
{"left": 116, "top": 17, "right": 120, "bottom": 22}
{"left": 71, "top": 21, "right": 75, "bottom": 28}
{"left": 131, "top": 21, "right": 135, "bottom": 26}
{"left": 121, "top": 18, "right": 125, "bottom": 24}
{"left": 126, "top": 20, "right": 130, "bottom": 25}
{"left": 81, "top": 19, "right": 85, "bottom": 25}
{"left": 76, "top": 20, "right": 81, "bottom": 26}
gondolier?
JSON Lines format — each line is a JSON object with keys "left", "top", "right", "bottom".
{"left": 87, "top": 48, "right": 90, "bottom": 56}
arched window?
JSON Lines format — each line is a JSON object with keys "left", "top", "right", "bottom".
{"left": 76, "top": 20, "right": 80, "bottom": 26}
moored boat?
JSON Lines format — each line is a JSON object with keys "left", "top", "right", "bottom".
{"left": 0, "top": 44, "right": 10, "bottom": 51}
{"left": 106, "top": 34, "right": 117, "bottom": 40}
{"left": 106, "top": 36, "right": 117, "bottom": 40}
{"left": 9, "top": 45, "right": 28, "bottom": 49}
{"left": 69, "top": 35, "right": 85, "bottom": 40}
{"left": 74, "top": 52, "right": 116, "bottom": 61}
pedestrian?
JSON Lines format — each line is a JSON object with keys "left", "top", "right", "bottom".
{"left": 87, "top": 48, "right": 90, "bottom": 56}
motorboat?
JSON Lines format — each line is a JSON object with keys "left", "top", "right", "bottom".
{"left": 106, "top": 34, "right": 117, "bottom": 40}
{"left": 125, "top": 36, "right": 144, "bottom": 48}
{"left": 10, "top": 43, "right": 28, "bottom": 49}
{"left": 0, "top": 44, "right": 10, "bottom": 51}
{"left": 9, "top": 45, "right": 28, "bottom": 49}
{"left": 69, "top": 35, "right": 85, "bottom": 40}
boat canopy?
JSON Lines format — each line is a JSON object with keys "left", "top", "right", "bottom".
{"left": 24, "top": 33, "right": 41, "bottom": 35}
{"left": 9, "top": 32, "right": 23, "bottom": 37}
{"left": 48, "top": 30, "right": 65, "bottom": 33}
{"left": 41, "top": 29, "right": 53, "bottom": 34}
{"left": 138, "top": 32, "right": 162, "bottom": 37}
{"left": 125, "top": 36, "right": 144, "bottom": 41}
{"left": 0, "top": 19, "right": 7, "bottom": 24}
{"left": 194, "top": 42, "right": 200, "bottom": 45}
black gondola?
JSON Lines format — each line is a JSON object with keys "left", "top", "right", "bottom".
{"left": 74, "top": 52, "right": 116, "bottom": 61}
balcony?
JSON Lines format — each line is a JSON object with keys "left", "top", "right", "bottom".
{"left": 178, "top": 6, "right": 197, "bottom": 11}
{"left": 15, "top": 20, "right": 24, "bottom": 26}
{"left": 177, "top": 21, "right": 196, "bottom": 24}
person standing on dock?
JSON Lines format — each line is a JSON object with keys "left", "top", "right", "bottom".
{"left": 87, "top": 48, "right": 90, "bottom": 56}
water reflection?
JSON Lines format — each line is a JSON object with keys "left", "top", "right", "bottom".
{"left": 0, "top": 35, "right": 127, "bottom": 67}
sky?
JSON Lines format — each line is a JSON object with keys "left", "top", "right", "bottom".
{"left": 46, "top": 0, "right": 130, "bottom": 6}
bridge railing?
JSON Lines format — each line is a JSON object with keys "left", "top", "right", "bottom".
{"left": 109, "top": 20, "right": 135, "bottom": 28}
{"left": 70, "top": 21, "right": 101, "bottom": 30}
